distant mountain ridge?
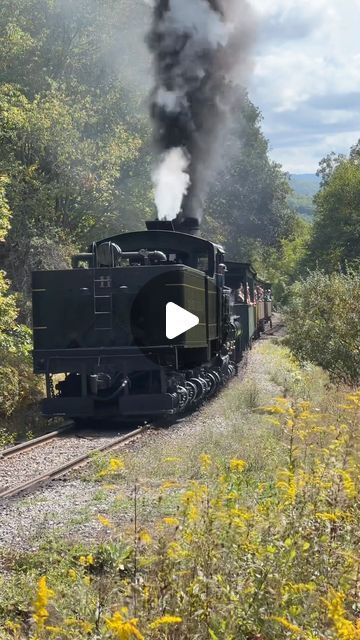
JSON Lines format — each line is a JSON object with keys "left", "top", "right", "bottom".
{"left": 288, "top": 173, "right": 320, "bottom": 220}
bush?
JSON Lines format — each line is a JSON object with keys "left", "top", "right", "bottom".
{"left": 285, "top": 270, "right": 360, "bottom": 385}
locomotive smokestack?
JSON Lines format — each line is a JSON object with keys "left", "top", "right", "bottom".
{"left": 148, "top": 0, "right": 257, "bottom": 227}
{"left": 174, "top": 217, "right": 200, "bottom": 236}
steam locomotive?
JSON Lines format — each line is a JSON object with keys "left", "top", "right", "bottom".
{"left": 32, "top": 219, "right": 272, "bottom": 420}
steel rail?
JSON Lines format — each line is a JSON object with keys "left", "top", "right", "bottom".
{"left": 0, "top": 422, "right": 75, "bottom": 460}
{"left": 0, "top": 426, "right": 145, "bottom": 500}
{"left": 262, "top": 322, "right": 285, "bottom": 337}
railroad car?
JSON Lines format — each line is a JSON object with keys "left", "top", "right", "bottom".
{"left": 32, "top": 219, "right": 271, "bottom": 421}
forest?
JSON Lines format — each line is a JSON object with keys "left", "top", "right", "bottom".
{"left": 0, "top": 0, "right": 359, "bottom": 420}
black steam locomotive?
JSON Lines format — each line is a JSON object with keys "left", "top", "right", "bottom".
{"left": 32, "top": 219, "right": 271, "bottom": 420}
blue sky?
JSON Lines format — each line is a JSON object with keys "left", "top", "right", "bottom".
{"left": 249, "top": 0, "right": 360, "bottom": 173}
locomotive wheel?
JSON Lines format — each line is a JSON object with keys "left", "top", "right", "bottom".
{"left": 203, "top": 371, "right": 218, "bottom": 396}
{"left": 177, "top": 385, "right": 189, "bottom": 411}
{"left": 212, "top": 370, "right": 222, "bottom": 387}
{"left": 189, "top": 377, "right": 206, "bottom": 402}
{"left": 185, "top": 381, "right": 197, "bottom": 405}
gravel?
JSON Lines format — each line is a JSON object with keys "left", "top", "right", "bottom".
{"left": 0, "top": 429, "right": 133, "bottom": 495}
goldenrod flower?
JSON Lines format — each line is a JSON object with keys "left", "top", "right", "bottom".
{"left": 229, "top": 458, "right": 246, "bottom": 472}
{"left": 339, "top": 470, "right": 357, "bottom": 499}
{"left": 79, "top": 554, "right": 94, "bottom": 566}
{"left": 199, "top": 452, "right": 212, "bottom": 471}
{"left": 160, "top": 480, "right": 180, "bottom": 491}
{"left": 97, "top": 514, "right": 114, "bottom": 528}
{"left": 139, "top": 530, "right": 152, "bottom": 545}
{"left": 163, "top": 516, "right": 180, "bottom": 527}
{"left": 108, "top": 457, "right": 125, "bottom": 471}
{"left": 106, "top": 611, "right": 144, "bottom": 640}
{"left": 32, "top": 576, "right": 55, "bottom": 630}
{"left": 270, "top": 616, "right": 303, "bottom": 634}
{"left": 97, "top": 457, "right": 125, "bottom": 478}
{"left": 167, "top": 542, "right": 184, "bottom": 559}
{"left": 149, "top": 615, "right": 182, "bottom": 629}
{"left": 5, "top": 620, "right": 21, "bottom": 632}
{"left": 323, "top": 590, "right": 360, "bottom": 640}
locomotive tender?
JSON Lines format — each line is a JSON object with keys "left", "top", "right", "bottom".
{"left": 32, "top": 219, "right": 271, "bottom": 420}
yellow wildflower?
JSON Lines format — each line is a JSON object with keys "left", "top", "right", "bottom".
{"left": 229, "top": 458, "right": 246, "bottom": 472}
{"left": 163, "top": 516, "right": 180, "bottom": 527}
{"left": 229, "top": 508, "right": 251, "bottom": 520}
{"left": 199, "top": 453, "right": 212, "bottom": 471}
{"left": 323, "top": 590, "right": 360, "bottom": 640}
{"left": 284, "top": 582, "right": 316, "bottom": 595}
{"left": 167, "top": 542, "right": 185, "bottom": 559}
{"left": 276, "top": 470, "right": 297, "bottom": 504}
{"left": 68, "top": 568, "right": 77, "bottom": 581}
{"left": 187, "top": 504, "right": 199, "bottom": 522}
{"left": 45, "top": 626, "right": 63, "bottom": 633}
{"left": 264, "top": 404, "right": 287, "bottom": 415}
{"left": 340, "top": 470, "right": 357, "bottom": 499}
{"left": 32, "top": 577, "right": 55, "bottom": 631}
{"left": 316, "top": 511, "right": 345, "bottom": 522}
{"left": 149, "top": 615, "right": 182, "bottom": 629}
{"left": 83, "top": 576, "right": 91, "bottom": 586}
{"left": 271, "top": 616, "right": 303, "bottom": 635}
{"left": 5, "top": 620, "right": 21, "bottom": 632}
{"left": 108, "top": 457, "right": 125, "bottom": 471}
{"left": 79, "top": 554, "right": 94, "bottom": 566}
{"left": 106, "top": 611, "right": 144, "bottom": 640}
{"left": 160, "top": 480, "right": 180, "bottom": 491}
{"left": 139, "top": 530, "right": 152, "bottom": 545}
{"left": 97, "top": 457, "right": 125, "bottom": 478}
{"left": 64, "top": 618, "right": 94, "bottom": 632}
{"left": 97, "top": 515, "right": 114, "bottom": 528}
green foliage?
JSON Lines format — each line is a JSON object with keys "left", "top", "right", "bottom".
{"left": 308, "top": 143, "right": 360, "bottom": 271}
{"left": 258, "top": 216, "right": 312, "bottom": 303}
{"left": 286, "top": 270, "right": 360, "bottom": 385}
{"left": 204, "top": 93, "right": 296, "bottom": 260}
{"left": 0, "top": 0, "right": 154, "bottom": 315}
{"left": 0, "top": 183, "right": 39, "bottom": 419}
{"left": 0, "top": 176, "right": 12, "bottom": 241}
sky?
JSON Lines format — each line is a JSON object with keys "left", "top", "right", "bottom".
{"left": 249, "top": 0, "right": 360, "bottom": 174}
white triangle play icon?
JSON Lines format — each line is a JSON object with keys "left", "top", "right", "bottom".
{"left": 166, "top": 303, "right": 199, "bottom": 340}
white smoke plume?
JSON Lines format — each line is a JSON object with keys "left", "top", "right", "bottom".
{"left": 153, "top": 147, "right": 190, "bottom": 221}
{"left": 149, "top": 0, "right": 257, "bottom": 223}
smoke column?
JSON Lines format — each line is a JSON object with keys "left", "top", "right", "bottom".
{"left": 148, "top": 0, "right": 256, "bottom": 224}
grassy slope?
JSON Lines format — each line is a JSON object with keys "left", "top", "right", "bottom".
{"left": 0, "top": 340, "right": 359, "bottom": 639}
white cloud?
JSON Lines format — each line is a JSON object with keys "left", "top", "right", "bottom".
{"left": 249, "top": 0, "right": 360, "bottom": 172}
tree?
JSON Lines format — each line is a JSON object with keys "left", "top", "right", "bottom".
{"left": 309, "top": 150, "right": 360, "bottom": 271}
{"left": 0, "top": 178, "right": 39, "bottom": 418}
{"left": 286, "top": 270, "right": 360, "bottom": 385}
{"left": 204, "top": 92, "right": 296, "bottom": 261}
{"left": 261, "top": 217, "right": 312, "bottom": 303}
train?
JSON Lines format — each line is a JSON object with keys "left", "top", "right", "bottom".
{"left": 32, "top": 218, "right": 272, "bottom": 421}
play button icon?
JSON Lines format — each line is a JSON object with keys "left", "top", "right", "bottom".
{"left": 166, "top": 303, "right": 199, "bottom": 340}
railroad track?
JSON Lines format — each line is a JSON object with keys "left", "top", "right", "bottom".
{"left": 261, "top": 321, "right": 286, "bottom": 338}
{"left": 0, "top": 425, "right": 145, "bottom": 500}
